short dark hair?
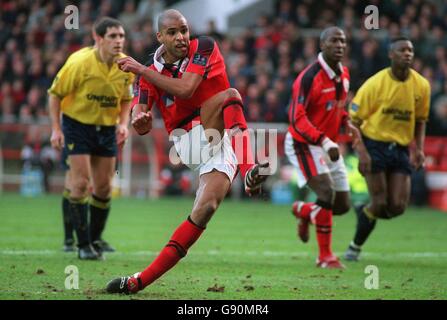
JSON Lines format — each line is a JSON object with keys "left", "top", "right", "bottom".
{"left": 320, "top": 26, "right": 344, "bottom": 43}
{"left": 94, "top": 17, "right": 123, "bottom": 37}
{"left": 389, "top": 36, "right": 411, "bottom": 50}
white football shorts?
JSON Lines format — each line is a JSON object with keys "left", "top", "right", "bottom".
{"left": 172, "top": 124, "right": 238, "bottom": 183}
{"left": 284, "top": 132, "right": 350, "bottom": 192}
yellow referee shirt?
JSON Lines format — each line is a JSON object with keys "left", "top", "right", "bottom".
{"left": 350, "top": 67, "right": 430, "bottom": 146}
{"left": 48, "top": 47, "right": 135, "bottom": 126}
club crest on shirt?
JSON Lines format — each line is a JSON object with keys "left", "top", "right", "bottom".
{"left": 192, "top": 53, "right": 207, "bottom": 66}
{"left": 414, "top": 95, "right": 421, "bottom": 104}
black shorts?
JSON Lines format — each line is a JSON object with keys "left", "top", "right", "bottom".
{"left": 363, "top": 135, "right": 412, "bottom": 175}
{"left": 60, "top": 144, "right": 70, "bottom": 170}
{"left": 60, "top": 143, "right": 120, "bottom": 171}
{"left": 62, "top": 114, "right": 117, "bottom": 158}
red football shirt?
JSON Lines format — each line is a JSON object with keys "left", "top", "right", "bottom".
{"left": 288, "top": 53, "right": 350, "bottom": 144}
{"left": 138, "top": 36, "right": 229, "bottom": 134}
{"left": 179, "top": 36, "right": 230, "bottom": 108}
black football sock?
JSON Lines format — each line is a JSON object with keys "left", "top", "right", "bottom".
{"left": 89, "top": 194, "right": 111, "bottom": 242}
{"left": 62, "top": 189, "right": 74, "bottom": 244}
{"left": 69, "top": 197, "right": 90, "bottom": 247}
{"left": 353, "top": 205, "right": 377, "bottom": 247}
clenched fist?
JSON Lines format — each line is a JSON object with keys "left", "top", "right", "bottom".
{"left": 132, "top": 111, "right": 153, "bottom": 135}
{"left": 117, "top": 56, "right": 145, "bottom": 75}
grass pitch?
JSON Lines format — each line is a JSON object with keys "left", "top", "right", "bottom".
{"left": 0, "top": 193, "right": 446, "bottom": 300}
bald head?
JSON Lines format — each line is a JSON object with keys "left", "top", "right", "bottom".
{"left": 157, "top": 9, "right": 186, "bottom": 32}
{"left": 155, "top": 9, "right": 190, "bottom": 63}
{"left": 320, "top": 26, "right": 344, "bottom": 44}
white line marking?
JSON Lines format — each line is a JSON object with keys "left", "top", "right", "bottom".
{"left": 1, "top": 250, "right": 446, "bottom": 258}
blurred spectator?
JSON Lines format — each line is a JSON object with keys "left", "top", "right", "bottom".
{"left": 137, "top": 0, "right": 164, "bottom": 21}
{"left": 119, "top": 1, "right": 139, "bottom": 28}
{"left": 40, "top": 141, "right": 58, "bottom": 193}
{"left": 160, "top": 162, "right": 192, "bottom": 196}
{"left": 206, "top": 20, "right": 224, "bottom": 41}
{"left": 427, "top": 94, "right": 447, "bottom": 136}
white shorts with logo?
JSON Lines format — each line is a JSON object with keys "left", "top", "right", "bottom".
{"left": 284, "top": 132, "right": 350, "bottom": 192}
{"left": 172, "top": 124, "right": 238, "bottom": 183}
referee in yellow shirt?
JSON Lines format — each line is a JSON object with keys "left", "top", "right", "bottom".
{"left": 48, "top": 17, "right": 134, "bottom": 260}
{"left": 344, "top": 36, "right": 431, "bottom": 261}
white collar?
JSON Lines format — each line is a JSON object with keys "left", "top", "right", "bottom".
{"left": 318, "top": 52, "right": 343, "bottom": 80}
{"left": 153, "top": 45, "right": 182, "bottom": 72}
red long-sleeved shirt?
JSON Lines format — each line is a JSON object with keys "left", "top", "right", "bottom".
{"left": 288, "top": 54, "right": 350, "bottom": 144}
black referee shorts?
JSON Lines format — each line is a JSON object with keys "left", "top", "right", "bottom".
{"left": 363, "top": 135, "right": 412, "bottom": 175}
{"left": 62, "top": 114, "right": 117, "bottom": 158}
{"left": 60, "top": 144, "right": 70, "bottom": 170}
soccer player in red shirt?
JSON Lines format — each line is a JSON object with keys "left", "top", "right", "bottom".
{"left": 105, "top": 9, "right": 268, "bottom": 294}
{"left": 285, "top": 27, "right": 356, "bottom": 269}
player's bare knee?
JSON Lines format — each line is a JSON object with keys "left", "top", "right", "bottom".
{"left": 309, "top": 175, "right": 334, "bottom": 203}
{"left": 192, "top": 199, "right": 220, "bottom": 226}
{"left": 316, "top": 186, "right": 333, "bottom": 204}
{"left": 94, "top": 184, "right": 112, "bottom": 199}
{"left": 368, "top": 192, "right": 386, "bottom": 216}
{"left": 387, "top": 202, "right": 407, "bottom": 218}
{"left": 372, "top": 202, "right": 389, "bottom": 219}
{"left": 72, "top": 177, "right": 90, "bottom": 196}
{"left": 333, "top": 203, "right": 350, "bottom": 215}
{"left": 202, "top": 199, "right": 219, "bottom": 217}
{"left": 224, "top": 88, "right": 241, "bottom": 100}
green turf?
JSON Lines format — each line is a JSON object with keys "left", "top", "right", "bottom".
{"left": 0, "top": 193, "right": 446, "bottom": 300}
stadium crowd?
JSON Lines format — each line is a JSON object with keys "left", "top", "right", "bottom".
{"left": 0, "top": 0, "right": 446, "bottom": 135}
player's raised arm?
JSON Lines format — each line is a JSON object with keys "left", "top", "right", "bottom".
{"left": 117, "top": 56, "right": 202, "bottom": 99}
{"left": 118, "top": 11, "right": 221, "bottom": 101}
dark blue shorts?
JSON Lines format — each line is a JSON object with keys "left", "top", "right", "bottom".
{"left": 60, "top": 141, "right": 120, "bottom": 171}
{"left": 60, "top": 144, "right": 70, "bottom": 170}
{"left": 62, "top": 114, "right": 117, "bottom": 158}
{"left": 363, "top": 136, "right": 412, "bottom": 175}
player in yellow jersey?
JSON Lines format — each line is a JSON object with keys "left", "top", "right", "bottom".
{"left": 59, "top": 46, "right": 94, "bottom": 253}
{"left": 48, "top": 17, "right": 135, "bottom": 260}
{"left": 344, "top": 36, "right": 431, "bottom": 261}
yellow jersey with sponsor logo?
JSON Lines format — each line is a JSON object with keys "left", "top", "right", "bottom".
{"left": 350, "top": 67, "right": 430, "bottom": 146}
{"left": 48, "top": 47, "right": 134, "bottom": 126}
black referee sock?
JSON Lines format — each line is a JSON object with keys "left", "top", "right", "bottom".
{"left": 62, "top": 189, "right": 74, "bottom": 244}
{"left": 69, "top": 197, "right": 90, "bottom": 248}
{"left": 353, "top": 205, "right": 377, "bottom": 247}
{"left": 89, "top": 194, "right": 111, "bottom": 242}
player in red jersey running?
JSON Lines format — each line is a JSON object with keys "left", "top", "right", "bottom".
{"left": 285, "top": 27, "right": 359, "bottom": 269}
{"left": 106, "top": 9, "right": 269, "bottom": 294}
